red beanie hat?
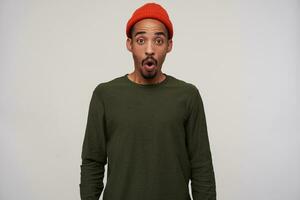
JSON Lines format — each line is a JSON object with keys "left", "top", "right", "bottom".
{"left": 126, "top": 3, "right": 173, "bottom": 39}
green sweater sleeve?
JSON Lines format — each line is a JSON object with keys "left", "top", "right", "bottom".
{"left": 80, "top": 87, "right": 107, "bottom": 200}
{"left": 185, "top": 86, "right": 217, "bottom": 200}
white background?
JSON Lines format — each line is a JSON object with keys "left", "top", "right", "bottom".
{"left": 0, "top": 0, "right": 299, "bottom": 199}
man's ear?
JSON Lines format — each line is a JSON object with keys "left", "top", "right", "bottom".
{"left": 126, "top": 38, "right": 133, "bottom": 52}
{"left": 167, "top": 39, "right": 173, "bottom": 53}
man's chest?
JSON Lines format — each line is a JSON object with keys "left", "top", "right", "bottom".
{"left": 103, "top": 90, "right": 188, "bottom": 137}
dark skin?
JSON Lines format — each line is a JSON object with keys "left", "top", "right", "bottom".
{"left": 126, "top": 18, "right": 173, "bottom": 85}
{"left": 129, "top": 26, "right": 171, "bottom": 41}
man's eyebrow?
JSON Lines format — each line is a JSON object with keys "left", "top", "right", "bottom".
{"left": 134, "top": 31, "right": 167, "bottom": 37}
{"left": 134, "top": 31, "right": 146, "bottom": 37}
{"left": 155, "top": 32, "right": 167, "bottom": 37}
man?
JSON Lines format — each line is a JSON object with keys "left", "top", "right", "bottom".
{"left": 80, "top": 2, "right": 216, "bottom": 200}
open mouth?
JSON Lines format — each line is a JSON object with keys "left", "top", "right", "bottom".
{"left": 143, "top": 58, "right": 157, "bottom": 71}
{"left": 146, "top": 60, "right": 154, "bottom": 66}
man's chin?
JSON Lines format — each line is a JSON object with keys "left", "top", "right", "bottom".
{"left": 141, "top": 69, "right": 157, "bottom": 79}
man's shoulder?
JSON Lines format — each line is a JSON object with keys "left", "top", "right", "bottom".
{"left": 88, "top": 75, "right": 124, "bottom": 100}
{"left": 93, "top": 74, "right": 125, "bottom": 90}
{"left": 168, "top": 74, "right": 199, "bottom": 93}
{"left": 92, "top": 73, "right": 199, "bottom": 95}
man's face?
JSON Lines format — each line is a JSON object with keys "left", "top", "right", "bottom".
{"left": 126, "top": 18, "right": 173, "bottom": 80}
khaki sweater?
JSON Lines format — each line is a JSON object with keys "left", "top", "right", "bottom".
{"left": 80, "top": 73, "right": 216, "bottom": 200}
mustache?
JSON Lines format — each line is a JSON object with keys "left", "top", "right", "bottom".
{"left": 142, "top": 57, "right": 157, "bottom": 65}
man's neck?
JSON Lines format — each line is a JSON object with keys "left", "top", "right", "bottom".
{"left": 127, "top": 71, "right": 166, "bottom": 85}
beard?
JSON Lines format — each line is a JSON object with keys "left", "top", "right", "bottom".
{"left": 132, "top": 54, "right": 163, "bottom": 80}
{"left": 140, "top": 68, "right": 158, "bottom": 79}
{"left": 140, "top": 56, "right": 159, "bottom": 79}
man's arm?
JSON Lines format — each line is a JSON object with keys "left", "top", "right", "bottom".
{"left": 80, "top": 87, "right": 107, "bottom": 200}
{"left": 185, "top": 85, "right": 216, "bottom": 200}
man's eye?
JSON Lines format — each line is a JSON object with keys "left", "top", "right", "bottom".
{"left": 137, "top": 38, "right": 144, "bottom": 44}
{"left": 155, "top": 38, "right": 163, "bottom": 45}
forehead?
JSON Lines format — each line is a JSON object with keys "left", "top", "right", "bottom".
{"left": 133, "top": 18, "right": 167, "bottom": 33}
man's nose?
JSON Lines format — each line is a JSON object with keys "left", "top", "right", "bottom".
{"left": 145, "top": 41, "right": 154, "bottom": 56}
